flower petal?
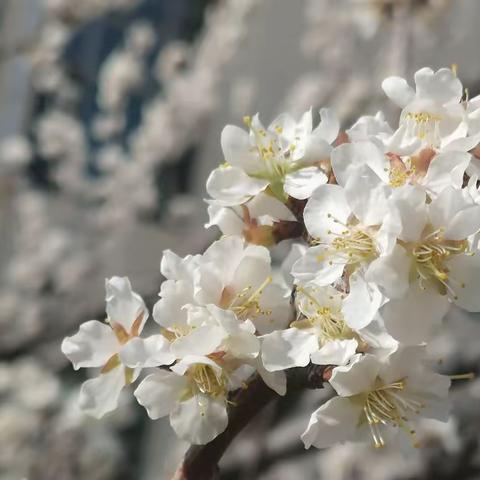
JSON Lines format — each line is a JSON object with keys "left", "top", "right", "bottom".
{"left": 342, "top": 272, "right": 383, "bottom": 330}
{"left": 380, "top": 283, "right": 450, "bottom": 345}
{"left": 171, "top": 325, "right": 226, "bottom": 358}
{"left": 365, "top": 244, "right": 411, "bottom": 300}
{"left": 119, "top": 335, "right": 175, "bottom": 368}
{"left": 153, "top": 279, "right": 192, "bottom": 328}
{"left": 329, "top": 354, "right": 380, "bottom": 397}
{"left": 61, "top": 320, "right": 118, "bottom": 370}
{"left": 205, "top": 203, "right": 243, "bottom": 235}
{"left": 78, "top": 367, "right": 126, "bottom": 418}
{"left": 253, "top": 283, "right": 293, "bottom": 334}
{"left": 414, "top": 67, "right": 462, "bottom": 105}
{"left": 105, "top": 276, "right": 148, "bottom": 333}
{"left": 291, "top": 245, "right": 345, "bottom": 285}
{"left": 261, "top": 328, "right": 318, "bottom": 372}
{"left": 382, "top": 76, "right": 415, "bottom": 108}
{"left": 314, "top": 108, "right": 340, "bottom": 145}
{"left": 422, "top": 151, "right": 471, "bottom": 195}
{"left": 310, "top": 339, "right": 358, "bottom": 366}
{"left": 170, "top": 393, "right": 228, "bottom": 445}
{"left": 206, "top": 166, "right": 268, "bottom": 206}
{"left": 134, "top": 370, "right": 187, "bottom": 419}
{"left": 254, "top": 359, "right": 287, "bottom": 395}
{"left": 303, "top": 184, "right": 351, "bottom": 241}
{"left": 284, "top": 167, "right": 328, "bottom": 200}
{"left": 429, "top": 187, "right": 480, "bottom": 240}
{"left": 301, "top": 396, "right": 363, "bottom": 449}
{"left": 221, "top": 124, "right": 259, "bottom": 173}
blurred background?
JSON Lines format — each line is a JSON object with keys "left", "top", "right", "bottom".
{"left": 1, "top": 0, "right": 480, "bottom": 479}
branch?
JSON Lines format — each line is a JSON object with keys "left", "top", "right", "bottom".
{"left": 174, "top": 364, "right": 331, "bottom": 480}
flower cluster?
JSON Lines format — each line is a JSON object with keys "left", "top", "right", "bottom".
{"left": 63, "top": 67, "right": 480, "bottom": 449}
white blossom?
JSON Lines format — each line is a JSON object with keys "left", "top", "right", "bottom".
{"left": 382, "top": 67, "right": 480, "bottom": 154}
{"left": 302, "top": 347, "right": 450, "bottom": 450}
{"left": 207, "top": 109, "right": 338, "bottom": 206}
{"left": 61, "top": 277, "right": 174, "bottom": 418}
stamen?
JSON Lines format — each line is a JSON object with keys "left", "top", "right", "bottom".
{"left": 404, "top": 111, "right": 443, "bottom": 146}
{"left": 361, "top": 378, "right": 425, "bottom": 449}
{"left": 189, "top": 364, "right": 227, "bottom": 397}
{"left": 449, "top": 373, "right": 475, "bottom": 381}
{"left": 227, "top": 276, "right": 273, "bottom": 319}
{"left": 292, "top": 286, "right": 355, "bottom": 343}
{"left": 412, "top": 236, "right": 469, "bottom": 296}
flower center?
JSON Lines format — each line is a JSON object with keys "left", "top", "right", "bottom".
{"left": 188, "top": 364, "right": 228, "bottom": 398}
{"left": 411, "top": 229, "right": 469, "bottom": 297}
{"left": 243, "top": 115, "right": 298, "bottom": 183}
{"left": 404, "top": 111, "right": 442, "bottom": 146}
{"left": 291, "top": 287, "right": 356, "bottom": 344}
{"left": 329, "top": 228, "right": 377, "bottom": 265}
{"left": 220, "top": 276, "right": 273, "bottom": 319}
{"left": 361, "top": 379, "right": 424, "bottom": 449}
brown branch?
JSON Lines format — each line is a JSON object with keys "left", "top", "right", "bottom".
{"left": 174, "top": 364, "right": 331, "bottom": 480}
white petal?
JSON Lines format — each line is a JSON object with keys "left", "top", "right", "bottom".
{"left": 61, "top": 320, "right": 118, "bottom": 370}
{"left": 331, "top": 141, "right": 388, "bottom": 188}
{"left": 134, "top": 370, "right": 187, "bottom": 419}
{"left": 422, "top": 151, "right": 471, "bottom": 195}
{"left": 405, "top": 370, "right": 451, "bottom": 421}
{"left": 119, "top": 335, "right": 175, "bottom": 368}
{"left": 449, "top": 252, "right": 480, "bottom": 311}
{"left": 229, "top": 252, "right": 271, "bottom": 296}
{"left": 314, "top": 108, "right": 340, "bottom": 144}
{"left": 171, "top": 325, "right": 226, "bottom": 358}
{"left": 78, "top": 367, "right": 126, "bottom": 418}
{"left": 343, "top": 166, "right": 390, "bottom": 226}
{"left": 153, "top": 279, "right": 192, "bottom": 328}
{"left": 284, "top": 167, "right": 328, "bottom": 200}
{"left": 380, "top": 283, "right": 450, "bottom": 344}
{"left": 346, "top": 112, "right": 393, "bottom": 143}
{"left": 379, "top": 345, "right": 427, "bottom": 384}
{"left": 225, "top": 324, "right": 260, "bottom": 359}
{"left": 205, "top": 203, "right": 243, "bottom": 235}
{"left": 261, "top": 329, "right": 318, "bottom": 372}
{"left": 221, "top": 124, "right": 259, "bottom": 173}
{"left": 254, "top": 359, "right": 287, "bottom": 396}
{"left": 170, "top": 393, "right": 228, "bottom": 444}
{"left": 171, "top": 355, "right": 223, "bottom": 376}
{"left": 206, "top": 166, "right": 268, "bottom": 206}
{"left": 382, "top": 76, "right": 415, "bottom": 108}
{"left": 253, "top": 283, "right": 293, "bottom": 334}
{"left": 365, "top": 244, "right": 411, "bottom": 299}
{"left": 281, "top": 242, "right": 308, "bottom": 287}
{"left": 443, "top": 132, "right": 480, "bottom": 152}
{"left": 387, "top": 184, "right": 427, "bottom": 243}
{"left": 206, "top": 305, "right": 260, "bottom": 358}
{"left": 301, "top": 396, "right": 363, "bottom": 449}
{"left": 329, "top": 354, "right": 380, "bottom": 397}
{"left": 105, "top": 276, "right": 148, "bottom": 333}
{"left": 160, "top": 249, "right": 196, "bottom": 280}
{"left": 310, "top": 339, "right": 358, "bottom": 366}
{"left": 291, "top": 245, "right": 345, "bottom": 285}
{"left": 414, "top": 67, "right": 463, "bottom": 105}
{"left": 303, "top": 184, "right": 351, "bottom": 241}
{"left": 247, "top": 191, "right": 296, "bottom": 221}
{"left": 342, "top": 272, "right": 383, "bottom": 330}
{"left": 202, "top": 236, "right": 248, "bottom": 277}
{"left": 193, "top": 267, "right": 225, "bottom": 306}
{"left": 429, "top": 187, "right": 480, "bottom": 240}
